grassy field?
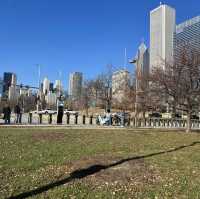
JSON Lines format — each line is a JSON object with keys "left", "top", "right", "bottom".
{"left": 0, "top": 128, "right": 200, "bottom": 199}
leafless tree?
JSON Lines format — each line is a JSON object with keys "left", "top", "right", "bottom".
{"left": 150, "top": 46, "right": 200, "bottom": 132}
{"left": 87, "top": 64, "right": 113, "bottom": 111}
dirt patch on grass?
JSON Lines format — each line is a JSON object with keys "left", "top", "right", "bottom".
{"left": 32, "top": 132, "right": 66, "bottom": 141}
{"left": 66, "top": 155, "right": 160, "bottom": 186}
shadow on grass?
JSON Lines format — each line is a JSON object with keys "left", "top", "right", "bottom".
{"left": 8, "top": 141, "right": 200, "bottom": 199}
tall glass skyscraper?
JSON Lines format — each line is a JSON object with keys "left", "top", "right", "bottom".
{"left": 150, "top": 4, "right": 176, "bottom": 70}
{"left": 174, "top": 16, "right": 200, "bottom": 62}
{"left": 68, "top": 72, "right": 83, "bottom": 99}
{"left": 3, "top": 72, "right": 16, "bottom": 96}
{"left": 0, "top": 77, "right": 3, "bottom": 97}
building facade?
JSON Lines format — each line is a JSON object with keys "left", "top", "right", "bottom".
{"left": 135, "top": 42, "right": 149, "bottom": 91}
{"left": 3, "top": 72, "right": 17, "bottom": 96}
{"left": 43, "top": 77, "right": 50, "bottom": 95}
{"left": 8, "top": 74, "right": 18, "bottom": 101}
{"left": 174, "top": 15, "right": 200, "bottom": 63}
{"left": 0, "top": 77, "right": 3, "bottom": 97}
{"left": 68, "top": 72, "right": 83, "bottom": 99}
{"left": 49, "top": 82, "right": 54, "bottom": 92}
{"left": 55, "top": 80, "right": 62, "bottom": 97}
{"left": 112, "top": 69, "right": 130, "bottom": 103}
{"left": 150, "top": 4, "right": 176, "bottom": 70}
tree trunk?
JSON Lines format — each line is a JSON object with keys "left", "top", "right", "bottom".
{"left": 186, "top": 111, "right": 191, "bottom": 133}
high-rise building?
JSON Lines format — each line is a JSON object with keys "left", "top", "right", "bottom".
{"left": 3, "top": 72, "right": 17, "bottom": 95}
{"left": 131, "top": 42, "right": 150, "bottom": 113}
{"left": 55, "top": 80, "right": 62, "bottom": 96}
{"left": 134, "top": 42, "right": 149, "bottom": 91}
{"left": 68, "top": 72, "right": 83, "bottom": 99}
{"left": 40, "top": 83, "right": 43, "bottom": 92}
{"left": 8, "top": 74, "right": 18, "bottom": 101}
{"left": 46, "top": 92, "right": 57, "bottom": 105}
{"left": 150, "top": 4, "right": 176, "bottom": 70}
{"left": 43, "top": 77, "right": 50, "bottom": 95}
{"left": 0, "top": 77, "right": 3, "bottom": 97}
{"left": 49, "top": 82, "right": 54, "bottom": 92}
{"left": 112, "top": 69, "right": 130, "bottom": 102}
{"left": 174, "top": 15, "right": 200, "bottom": 62}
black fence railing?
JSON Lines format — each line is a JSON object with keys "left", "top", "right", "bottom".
{"left": 1, "top": 113, "right": 200, "bottom": 129}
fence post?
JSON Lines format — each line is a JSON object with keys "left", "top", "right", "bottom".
{"left": 19, "top": 113, "right": 22, "bottom": 124}
{"left": 127, "top": 116, "right": 130, "bottom": 126}
{"left": 66, "top": 113, "right": 70, "bottom": 124}
{"left": 90, "top": 115, "right": 93, "bottom": 125}
{"left": 82, "top": 115, "right": 86, "bottom": 125}
{"left": 39, "top": 114, "right": 42, "bottom": 124}
{"left": 28, "top": 112, "right": 32, "bottom": 124}
{"left": 48, "top": 114, "right": 52, "bottom": 124}
{"left": 75, "top": 114, "right": 78, "bottom": 125}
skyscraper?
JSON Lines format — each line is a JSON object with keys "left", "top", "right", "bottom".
{"left": 55, "top": 80, "right": 62, "bottom": 96}
{"left": 43, "top": 77, "right": 50, "bottom": 95}
{"left": 68, "top": 72, "right": 83, "bottom": 99}
{"left": 0, "top": 77, "right": 3, "bottom": 97}
{"left": 112, "top": 69, "right": 130, "bottom": 102}
{"left": 150, "top": 4, "right": 176, "bottom": 70}
{"left": 8, "top": 74, "right": 18, "bottom": 101}
{"left": 49, "top": 82, "right": 54, "bottom": 92}
{"left": 174, "top": 15, "right": 200, "bottom": 62}
{"left": 134, "top": 42, "right": 149, "bottom": 91}
{"left": 3, "top": 72, "right": 17, "bottom": 95}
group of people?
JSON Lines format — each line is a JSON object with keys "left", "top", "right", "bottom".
{"left": 1, "top": 104, "right": 21, "bottom": 124}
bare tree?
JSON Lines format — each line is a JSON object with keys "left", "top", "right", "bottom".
{"left": 150, "top": 47, "right": 200, "bottom": 132}
{"left": 88, "top": 64, "right": 113, "bottom": 111}
{"left": 79, "top": 80, "right": 93, "bottom": 116}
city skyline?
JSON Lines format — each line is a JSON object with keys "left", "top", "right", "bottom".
{"left": 0, "top": 0, "right": 199, "bottom": 89}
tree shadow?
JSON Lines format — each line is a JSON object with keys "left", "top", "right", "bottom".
{"left": 8, "top": 141, "right": 200, "bottom": 199}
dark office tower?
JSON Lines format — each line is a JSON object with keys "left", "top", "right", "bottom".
{"left": 0, "top": 77, "right": 3, "bottom": 96}
{"left": 3, "top": 72, "right": 16, "bottom": 94}
{"left": 40, "top": 83, "right": 43, "bottom": 91}
{"left": 49, "top": 82, "right": 54, "bottom": 92}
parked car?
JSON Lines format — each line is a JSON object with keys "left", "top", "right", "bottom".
{"left": 31, "top": 109, "right": 57, "bottom": 114}
{"left": 64, "top": 110, "right": 78, "bottom": 115}
{"left": 149, "top": 112, "right": 162, "bottom": 118}
{"left": 172, "top": 113, "right": 182, "bottom": 118}
{"left": 191, "top": 115, "right": 199, "bottom": 120}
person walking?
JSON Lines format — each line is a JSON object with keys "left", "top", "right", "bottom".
{"left": 14, "top": 104, "right": 21, "bottom": 124}
{"left": 3, "top": 104, "right": 11, "bottom": 124}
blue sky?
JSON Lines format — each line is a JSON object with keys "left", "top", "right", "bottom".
{"left": 0, "top": 0, "right": 199, "bottom": 89}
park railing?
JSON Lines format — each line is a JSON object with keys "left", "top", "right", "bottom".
{"left": 1, "top": 113, "right": 200, "bottom": 129}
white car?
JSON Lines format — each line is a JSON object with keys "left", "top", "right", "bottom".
{"left": 64, "top": 110, "right": 78, "bottom": 115}
{"left": 31, "top": 109, "right": 57, "bottom": 114}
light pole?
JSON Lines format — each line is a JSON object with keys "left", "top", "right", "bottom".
{"left": 36, "top": 64, "right": 41, "bottom": 111}
{"left": 37, "top": 64, "right": 41, "bottom": 91}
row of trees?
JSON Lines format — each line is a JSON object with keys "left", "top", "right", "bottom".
{"left": 1, "top": 47, "right": 199, "bottom": 132}
{"left": 137, "top": 47, "right": 200, "bottom": 132}
{"left": 73, "top": 47, "right": 200, "bottom": 132}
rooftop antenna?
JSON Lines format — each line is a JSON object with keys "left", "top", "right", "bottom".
{"left": 36, "top": 64, "right": 41, "bottom": 90}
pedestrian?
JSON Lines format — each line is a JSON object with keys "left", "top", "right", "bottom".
{"left": 106, "top": 109, "right": 111, "bottom": 125}
{"left": 14, "top": 104, "right": 21, "bottom": 123}
{"left": 3, "top": 104, "right": 11, "bottom": 124}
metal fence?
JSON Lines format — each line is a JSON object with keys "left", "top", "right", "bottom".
{"left": 1, "top": 113, "right": 200, "bottom": 129}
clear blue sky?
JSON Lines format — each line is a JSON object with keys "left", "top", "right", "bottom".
{"left": 0, "top": 0, "right": 199, "bottom": 89}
